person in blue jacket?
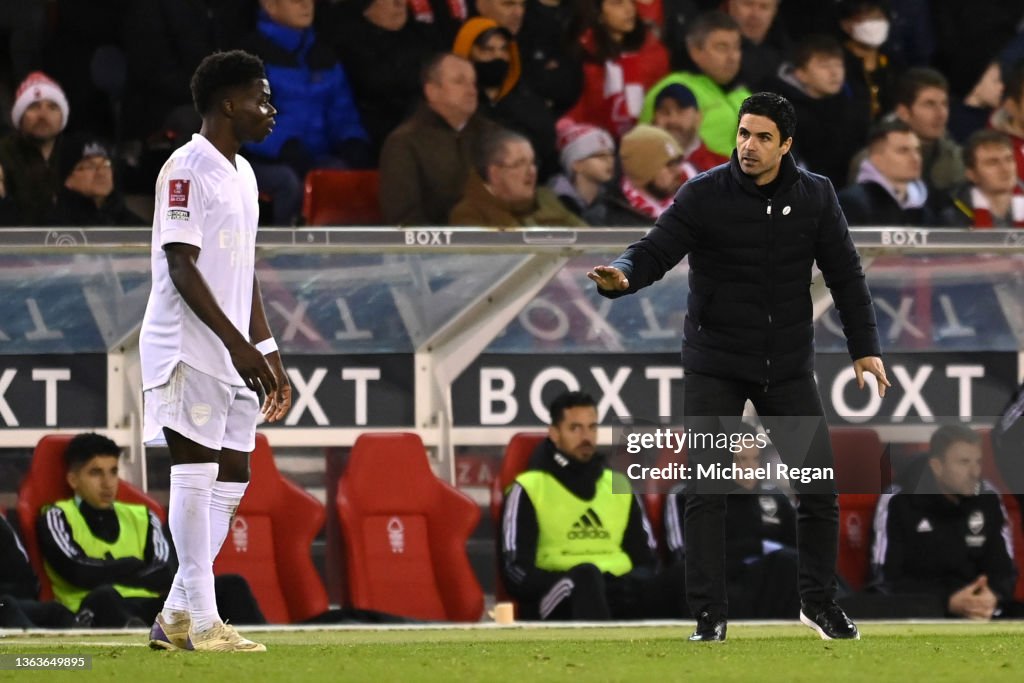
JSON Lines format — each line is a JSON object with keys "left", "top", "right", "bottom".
{"left": 241, "top": 0, "right": 372, "bottom": 225}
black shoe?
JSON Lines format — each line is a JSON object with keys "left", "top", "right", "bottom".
{"left": 688, "top": 611, "right": 727, "bottom": 642}
{"left": 800, "top": 602, "right": 860, "bottom": 640}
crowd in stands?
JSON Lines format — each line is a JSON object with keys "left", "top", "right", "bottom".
{"left": 0, "top": 0, "right": 1021, "bottom": 227}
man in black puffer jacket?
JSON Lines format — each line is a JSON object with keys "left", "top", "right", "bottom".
{"left": 589, "top": 92, "right": 890, "bottom": 642}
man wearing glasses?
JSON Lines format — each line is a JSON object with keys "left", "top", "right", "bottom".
{"left": 49, "top": 136, "right": 143, "bottom": 226}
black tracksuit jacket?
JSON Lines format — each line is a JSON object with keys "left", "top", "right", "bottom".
{"left": 600, "top": 152, "right": 881, "bottom": 386}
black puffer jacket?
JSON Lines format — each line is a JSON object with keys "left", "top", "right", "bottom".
{"left": 600, "top": 152, "right": 881, "bottom": 385}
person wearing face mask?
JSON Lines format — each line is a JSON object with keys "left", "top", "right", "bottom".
{"left": 836, "top": 0, "right": 897, "bottom": 125}
{"left": 453, "top": 17, "right": 559, "bottom": 180}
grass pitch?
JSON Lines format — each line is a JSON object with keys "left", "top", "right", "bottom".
{"left": 2, "top": 622, "right": 1022, "bottom": 682}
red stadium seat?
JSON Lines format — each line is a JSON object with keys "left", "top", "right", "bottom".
{"left": 836, "top": 493, "right": 879, "bottom": 591}
{"left": 213, "top": 434, "right": 328, "bottom": 623}
{"left": 16, "top": 434, "right": 165, "bottom": 600}
{"left": 336, "top": 433, "right": 483, "bottom": 621}
{"left": 830, "top": 427, "right": 887, "bottom": 494}
{"left": 302, "top": 169, "right": 382, "bottom": 226}
{"left": 489, "top": 433, "right": 546, "bottom": 602}
{"left": 999, "top": 495, "right": 1024, "bottom": 602}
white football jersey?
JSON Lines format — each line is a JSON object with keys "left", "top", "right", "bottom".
{"left": 140, "top": 134, "right": 260, "bottom": 388}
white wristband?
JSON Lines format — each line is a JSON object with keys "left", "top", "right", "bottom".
{"left": 254, "top": 337, "right": 278, "bottom": 355}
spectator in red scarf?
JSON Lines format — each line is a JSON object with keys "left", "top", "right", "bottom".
{"left": 940, "top": 130, "right": 1024, "bottom": 228}
{"left": 564, "top": 0, "right": 670, "bottom": 138}
{"left": 990, "top": 60, "right": 1024, "bottom": 182}
{"left": 618, "top": 124, "right": 688, "bottom": 218}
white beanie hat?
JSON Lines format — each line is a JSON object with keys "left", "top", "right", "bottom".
{"left": 11, "top": 71, "right": 69, "bottom": 131}
{"left": 557, "top": 121, "right": 615, "bottom": 173}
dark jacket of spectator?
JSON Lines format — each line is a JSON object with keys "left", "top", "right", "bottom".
{"left": 517, "top": 0, "right": 584, "bottom": 117}
{"left": 453, "top": 18, "right": 559, "bottom": 181}
{"left": 601, "top": 152, "right": 880, "bottom": 385}
{"left": 838, "top": 160, "right": 936, "bottom": 227}
{"left": 871, "top": 477, "right": 1017, "bottom": 613}
{"left": 48, "top": 188, "right": 144, "bottom": 227}
{"left": 548, "top": 174, "right": 651, "bottom": 227}
{"left": 767, "top": 66, "right": 864, "bottom": 188}
{"left": 122, "top": 0, "right": 256, "bottom": 139}
{"left": 241, "top": 13, "right": 370, "bottom": 166}
{"left": 379, "top": 103, "right": 500, "bottom": 225}
{"left": 0, "top": 134, "right": 61, "bottom": 226}
{"left": 329, "top": 2, "right": 444, "bottom": 158}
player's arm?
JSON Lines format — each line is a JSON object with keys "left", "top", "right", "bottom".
{"left": 249, "top": 273, "right": 291, "bottom": 422}
{"left": 622, "top": 494, "right": 658, "bottom": 570}
{"left": 165, "top": 243, "right": 276, "bottom": 397}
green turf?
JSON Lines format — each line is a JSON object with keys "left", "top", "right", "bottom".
{"left": 2, "top": 623, "right": 1022, "bottom": 682}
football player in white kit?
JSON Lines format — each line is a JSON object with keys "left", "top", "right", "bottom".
{"left": 140, "top": 50, "right": 291, "bottom": 652}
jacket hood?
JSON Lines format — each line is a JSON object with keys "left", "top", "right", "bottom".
{"left": 452, "top": 17, "right": 521, "bottom": 100}
{"left": 856, "top": 158, "right": 928, "bottom": 209}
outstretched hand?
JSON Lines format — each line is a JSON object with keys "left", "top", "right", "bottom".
{"left": 853, "top": 356, "right": 891, "bottom": 398}
{"left": 587, "top": 265, "right": 630, "bottom": 291}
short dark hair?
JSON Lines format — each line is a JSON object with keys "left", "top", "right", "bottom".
{"left": 963, "top": 129, "right": 1014, "bottom": 168}
{"left": 895, "top": 67, "right": 948, "bottom": 108}
{"left": 1004, "top": 59, "right": 1024, "bottom": 104}
{"left": 421, "top": 52, "right": 461, "bottom": 88}
{"left": 548, "top": 391, "right": 597, "bottom": 426}
{"left": 837, "top": 0, "right": 890, "bottom": 21}
{"left": 476, "top": 128, "right": 530, "bottom": 182}
{"left": 738, "top": 92, "right": 797, "bottom": 141}
{"left": 65, "top": 432, "right": 120, "bottom": 472}
{"left": 928, "top": 424, "right": 981, "bottom": 460}
{"left": 866, "top": 118, "right": 912, "bottom": 150}
{"left": 190, "top": 50, "right": 266, "bottom": 116}
{"left": 685, "top": 11, "right": 740, "bottom": 49}
{"left": 792, "top": 34, "right": 843, "bottom": 69}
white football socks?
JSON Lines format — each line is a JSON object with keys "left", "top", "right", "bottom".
{"left": 164, "top": 462, "right": 220, "bottom": 632}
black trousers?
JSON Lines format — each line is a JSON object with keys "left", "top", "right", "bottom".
{"left": 522, "top": 564, "right": 689, "bottom": 621}
{"left": 683, "top": 372, "right": 839, "bottom": 621}
{"left": 77, "top": 575, "right": 266, "bottom": 628}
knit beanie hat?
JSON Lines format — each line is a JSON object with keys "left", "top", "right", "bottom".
{"left": 619, "top": 124, "right": 683, "bottom": 186}
{"left": 11, "top": 71, "right": 70, "bottom": 131}
{"left": 557, "top": 121, "right": 615, "bottom": 173}
{"left": 58, "top": 134, "right": 111, "bottom": 181}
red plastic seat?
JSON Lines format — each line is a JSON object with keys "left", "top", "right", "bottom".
{"left": 16, "top": 434, "right": 165, "bottom": 600}
{"left": 213, "top": 434, "right": 328, "bottom": 624}
{"left": 837, "top": 493, "right": 880, "bottom": 591}
{"left": 489, "top": 433, "right": 546, "bottom": 602}
{"left": 1000, "top": 495, "right": 1024, "bottom": 601}
{"left": 302, "top": 169, "right": 382, "bottom": 226}
{"left": 337, "top": 433, "right": 483, "bottom": 621}
{"left": 830, "top": 427, "right": 888, "bottom": 493}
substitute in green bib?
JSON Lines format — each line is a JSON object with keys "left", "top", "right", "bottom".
{"left": 500, "top": 391, "right": 687, "bottom": 620}
{"left": 37, "top": 433, "right": 173, "bottom": 627}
